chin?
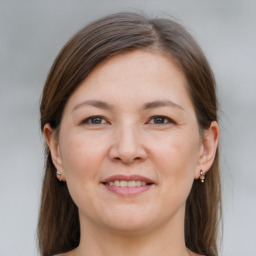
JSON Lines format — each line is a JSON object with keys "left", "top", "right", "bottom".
{"left": 98, "top": 205, "right": 159, "bottom": 233}
{"left": 105, "top": 219, "right": 153, "bottom": 234}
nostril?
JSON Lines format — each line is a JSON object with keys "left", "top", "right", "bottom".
{"left": 108, "top": 143, "right": 147, "bottom": 164}
{"left": 134, "top": 157, "right": 143, "bottom": 161}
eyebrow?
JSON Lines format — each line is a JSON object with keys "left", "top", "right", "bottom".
{"left": 72, "top": 99, "right": 184, "bottom": 112}
{"left": 72, "top": 100, "right": 114, "bottom": 112}
{"left": 143, "top": 100, "right": 184, "bottom": 111}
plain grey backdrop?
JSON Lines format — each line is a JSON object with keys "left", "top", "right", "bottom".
{"left": 1, "top": 1, "right": 255, "bottom": 255}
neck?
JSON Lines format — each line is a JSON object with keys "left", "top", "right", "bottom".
{"left": 75, "top": 208, "right": 190, "bottom": 256}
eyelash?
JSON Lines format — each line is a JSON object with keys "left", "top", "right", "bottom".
{"left": 147, "top": 116, "right": 176, "bottom": 125}
{"left": 81, "top": 116, "right": 108, "bottom": 125}
{"left": 81, "top": 115, "right": 175, "bottom": 126}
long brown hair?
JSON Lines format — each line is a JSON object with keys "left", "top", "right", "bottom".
{"left": 38, "top": 12, "right": 221, "bottom": 256}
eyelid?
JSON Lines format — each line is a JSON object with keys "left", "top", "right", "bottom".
{"left": 146, "top": 115, "right": 176, "bottom": 125}
{"left": 81, "top": 115, "right": 109, "bottom": 125}
{"left": 80, "top": 115, "right": 176, "bottom": 126}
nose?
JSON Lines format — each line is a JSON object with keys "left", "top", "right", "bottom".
{"left": 108, "top": 125, "right": 147, "bottom": 164}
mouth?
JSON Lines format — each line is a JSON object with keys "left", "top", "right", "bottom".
{"left": 103, "top": 180, "right": 151, "bottom": 187}
{"left": 101, "top": 175, "right": 155, "bottom": 196}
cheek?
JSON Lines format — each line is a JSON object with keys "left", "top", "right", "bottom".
{"left": 151, "top": 129, "right": 200, "bottom": 186}
{"left": 58, "top": 131, "right": 109, "bottom": 210}
{"left": 155, "top": 135, "right": 200, "bottom": 212}
{"left": 59, "top": 130, "right": 107, "bottom": 181}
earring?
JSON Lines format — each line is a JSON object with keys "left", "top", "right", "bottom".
{"left": 56, "top": 171, "right": 62, "bottom": 181}
{"left": 199, "top": 170, "right": 205, "bottom": 183}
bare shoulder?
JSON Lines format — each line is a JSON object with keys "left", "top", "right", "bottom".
{"left": 53, "top": 249, "right": 75, "bottom": 256}
{"left": 189, "top": 251, "right": 206, "bottom": 256}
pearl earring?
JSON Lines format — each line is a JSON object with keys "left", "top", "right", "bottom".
{"left": 56, "top": 171, "right": 62, "bottom": 181}
{"left": 199, "top": 170, "right": 205, "bottom": 183}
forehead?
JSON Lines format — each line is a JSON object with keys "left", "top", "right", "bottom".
{"left": 65, "top": 50, "right": 193, "bottom": 111}
{"left": 88, "top": 50, "right": 186, "bottom": 87}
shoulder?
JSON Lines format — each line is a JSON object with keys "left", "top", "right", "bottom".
{"left": 189, "top": 252, "right": 206, "bottom": 256}
{"left": 53, "top": 254, "right": 70, "bottom": 256}
{"left": 53, "top": 250, "right": 75, "bottom": 256}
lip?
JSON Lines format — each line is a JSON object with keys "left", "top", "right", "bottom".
{"left": 101, "top": 175, "right": 155, "bottom": 196}
{"left": 101, "top": 175, "right": 155, "bottom": 184}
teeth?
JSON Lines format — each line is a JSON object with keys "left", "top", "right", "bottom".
{"left": 120, "top": 181, "right": 127, "bottom": 187}
{"left": 106, "top": 180, "right": 149, "bottom": 187}
{"left": 128, "top": 181, "right": 136, "bottom": 187}
{"left": 136, "top": 180, "right": 142, "bottom": 186}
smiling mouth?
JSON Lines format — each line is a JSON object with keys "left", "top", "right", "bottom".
{"left": 101, "top": 175, "right": 155, "bottom": 196}
{"left": 102, "top": 180, "right": 153, "bottom": 187}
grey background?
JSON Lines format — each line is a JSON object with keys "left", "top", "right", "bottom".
{"left": 0, "top": 0, "right": 255, "bottom": 255}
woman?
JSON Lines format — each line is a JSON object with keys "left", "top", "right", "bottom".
{"left": 38, "top": 12, "right": 221, "bottom": 256}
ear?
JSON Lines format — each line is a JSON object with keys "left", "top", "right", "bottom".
{"left": 195, "top": 121, "right": 219, "bottom": 179}
{"left": 44, "top": 123, "right": 66, "bottom": 181}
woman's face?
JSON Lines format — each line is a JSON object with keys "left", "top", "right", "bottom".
{"left": 48, "top": 50, "right": 210, "bottom": 233}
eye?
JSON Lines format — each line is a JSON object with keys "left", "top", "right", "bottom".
{"left": 81, "top": 116, "right": 108, "bottom": 125}
{"left": 147, "top": 116, "right": 175, "bottom": 125}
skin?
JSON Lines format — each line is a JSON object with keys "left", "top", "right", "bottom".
{"left": 45, "top": 50, "right": 219, "bottom": 256}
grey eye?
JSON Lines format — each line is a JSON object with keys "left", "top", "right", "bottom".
{"left": 90, "top": 116, "right": 104, "bottom": 124}
{"left": 148, "top": 116, "right": 172, "bottom": 124}
{"left": 82, "top": 116, "right": 108, "bottom": 125}
{"left": 153, "top": 117, "right": 167, "bottom": 124}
